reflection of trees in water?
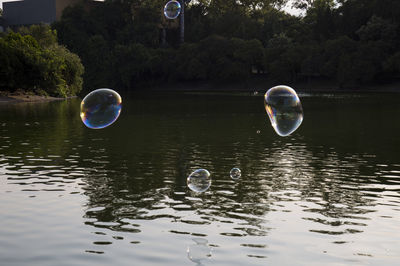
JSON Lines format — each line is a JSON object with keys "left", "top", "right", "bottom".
{"left": 0, "top": 99, "right": 85, "bottom": 189}
{"left": 0, "top": 99, "right": 83, "bottom": 157}
{"left": 1, "top": 93, "right": 399, "bottom": 261}
{"left": 81, "top": 125, "right": 380, "bottom": 238}
{"left": 78, "top": 94, "right": 399, "bottom": 239}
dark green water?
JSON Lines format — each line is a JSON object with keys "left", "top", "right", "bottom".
{"left": 0, "top": 91, "right": 399, "bottom": 265}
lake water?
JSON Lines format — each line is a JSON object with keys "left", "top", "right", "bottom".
{"left": 0, "top": 91, "right": 399, "bottom": 265}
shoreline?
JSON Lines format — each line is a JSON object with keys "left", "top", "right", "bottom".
{"left": 0, "top": 92, "right": 74, "bottom": 103}
{"left": 2, "top": 79, "right": 400, "bottom": 104}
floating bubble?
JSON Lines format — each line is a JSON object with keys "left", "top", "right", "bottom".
{"left": 187, "top": 238, "right": 212, "bottom": 265}
{"left": 187, "top": 169, "right": 211, "bottom": 193}
{"left": 230, "top": 168, "right": 241, "bottom": 180}
{"left": 264, "top": 85, "right": 303, "bottom": 137}
{"left": 164, "top": 0, "right": 181, "bottom": 19}
{"left": 80, "top": 88, "right": 122, "bottom": 129}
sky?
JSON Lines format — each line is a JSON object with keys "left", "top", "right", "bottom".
{"left": 0, "top": 0, "right": 11, "bottom": 9}
{"left": 1, "top": 0, "right": 302, "bottom": 16}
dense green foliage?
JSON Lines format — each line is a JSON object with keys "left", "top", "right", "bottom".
{"left": 0, "top": 25, "right": 84, "bottom": 97}
{"left": 52, "top": 0, "right": 400, "bottom": 90}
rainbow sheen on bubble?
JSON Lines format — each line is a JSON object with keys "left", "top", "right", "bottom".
{"left": 80, "top": 88, "right": 122, "bottom": 129}
{"left": 164, "top": 0, "right": 181, "bottom": 19}
{"left": 230, "top": 168, "right": 241, "bottom": 180}
{"left": 264, "top": 85, "right": 303, "bottom": 137}
{"left": 187, "top": 169, "right": 211, "bottom": 193}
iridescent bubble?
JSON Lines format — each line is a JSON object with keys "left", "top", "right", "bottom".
{"left": 187, "top": 238, "right": 212, "bottom": 265}
{"left": 80, "top": 88, "right": 122, "bottom": 129}
{"left": 230, "top": 168, "right": 241, "bottom": 180}
{"left": 164, "top": 0, "right": 181, "bottom": 20}
{"left": 187, "top": 169, "right": 211, "bottom": 193}
{"left": 264, "top": 85, "right": 303, "bottom": 137}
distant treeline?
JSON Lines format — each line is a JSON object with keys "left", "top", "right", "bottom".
{"left": 54, "top": 0, "right": 400, "bottom": 91}
{"left": 49, "top": 0, "right": 400, "bottom": 91}
{"left": 0, "top": 25, "right": 84, "bottom": 97}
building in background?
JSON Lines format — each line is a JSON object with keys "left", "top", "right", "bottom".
{"left": 2, "top": 0, "right": 81, "bottom": 28}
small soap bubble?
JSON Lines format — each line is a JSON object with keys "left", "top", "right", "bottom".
{"left": 164, "top": 0, "right": 181, "bottom": 19}
{"left": 80, "top": 88, "right": 122, "bottom": 129}
{"left": 264, "top": 85, "right": 303, "bottom": 137}
{"left": 187, "top": 169, "right": 211, "bottom": 193}
{"left": 253, "top": 91, "right": 259, "bottom": 96}
{"left": 256, "top": 130, "right": 261, "bottom": 134}
{"left": 230, "top": 168, "right": 241, "bottom": 180}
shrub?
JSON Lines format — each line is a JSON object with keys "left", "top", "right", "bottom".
{"left": 0, "top": 25, "right": 84, "bottom": 97}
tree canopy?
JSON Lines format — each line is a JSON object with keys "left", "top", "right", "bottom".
{"left": 52, "top": 0, "right": 400, "bottom": 91}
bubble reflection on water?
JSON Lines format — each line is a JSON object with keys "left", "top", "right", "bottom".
{"left": 187, "top": 238, "right": 212, "bottom": 265}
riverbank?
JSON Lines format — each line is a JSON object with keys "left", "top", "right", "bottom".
{"left": 3, "top": 79, "right": 400, "bottom": 104}
{"left": 0, "top": 91, "right": 69, "bottom": 103}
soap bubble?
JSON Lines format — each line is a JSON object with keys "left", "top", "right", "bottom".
{"left": 80, "top": 88, "right": 122, "bottom": 129}
{"left": 264, "top": 85, "right": 303, "bottom": 137}
{"left": 164, "top": 0, "right": 181, "bottom": 19}
{"left": 230, "top": 168, "right": 241, "bottom": 180}
{"left": 187, "top": 169, "right": 211, "bottom": 193}
{"left": 187, "top": 238, "right": 212, "bottom": 265}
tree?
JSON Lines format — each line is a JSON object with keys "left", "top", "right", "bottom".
{"left": 18, "top": 24, "right": 58, "bottom": 47}
{"left": 356, "top": 15, "right": 397, "bottom": 42}
{"left": 292, "top": 0, "right": 336, "bottom": 10}
{"left": 52, "top": 0, "right": 400, "bottom": 90}
{"left": 0, "top": 26, "right": 84, "bottom": 97}
{"left": 197, "top": 0, "right": 289, "bottom": 14}
{"left": 384, "top": 52, "right": 400, "bottom": 77}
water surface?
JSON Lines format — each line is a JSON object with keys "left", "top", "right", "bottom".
{"left": 0, "top": 91, "right": 399, "bottom": 265}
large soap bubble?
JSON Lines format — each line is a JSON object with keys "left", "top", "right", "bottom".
{"left": 80, "top": 88, "right": 122, "bottom": 129}
{"left": 164, "top": 0, "right": 181, "bottom": 19}
{"left": 264, "top": 85, "right": 303, "bottom": 137}
{"left": 187, "top": 169, "right": 211, "bottom": 193}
